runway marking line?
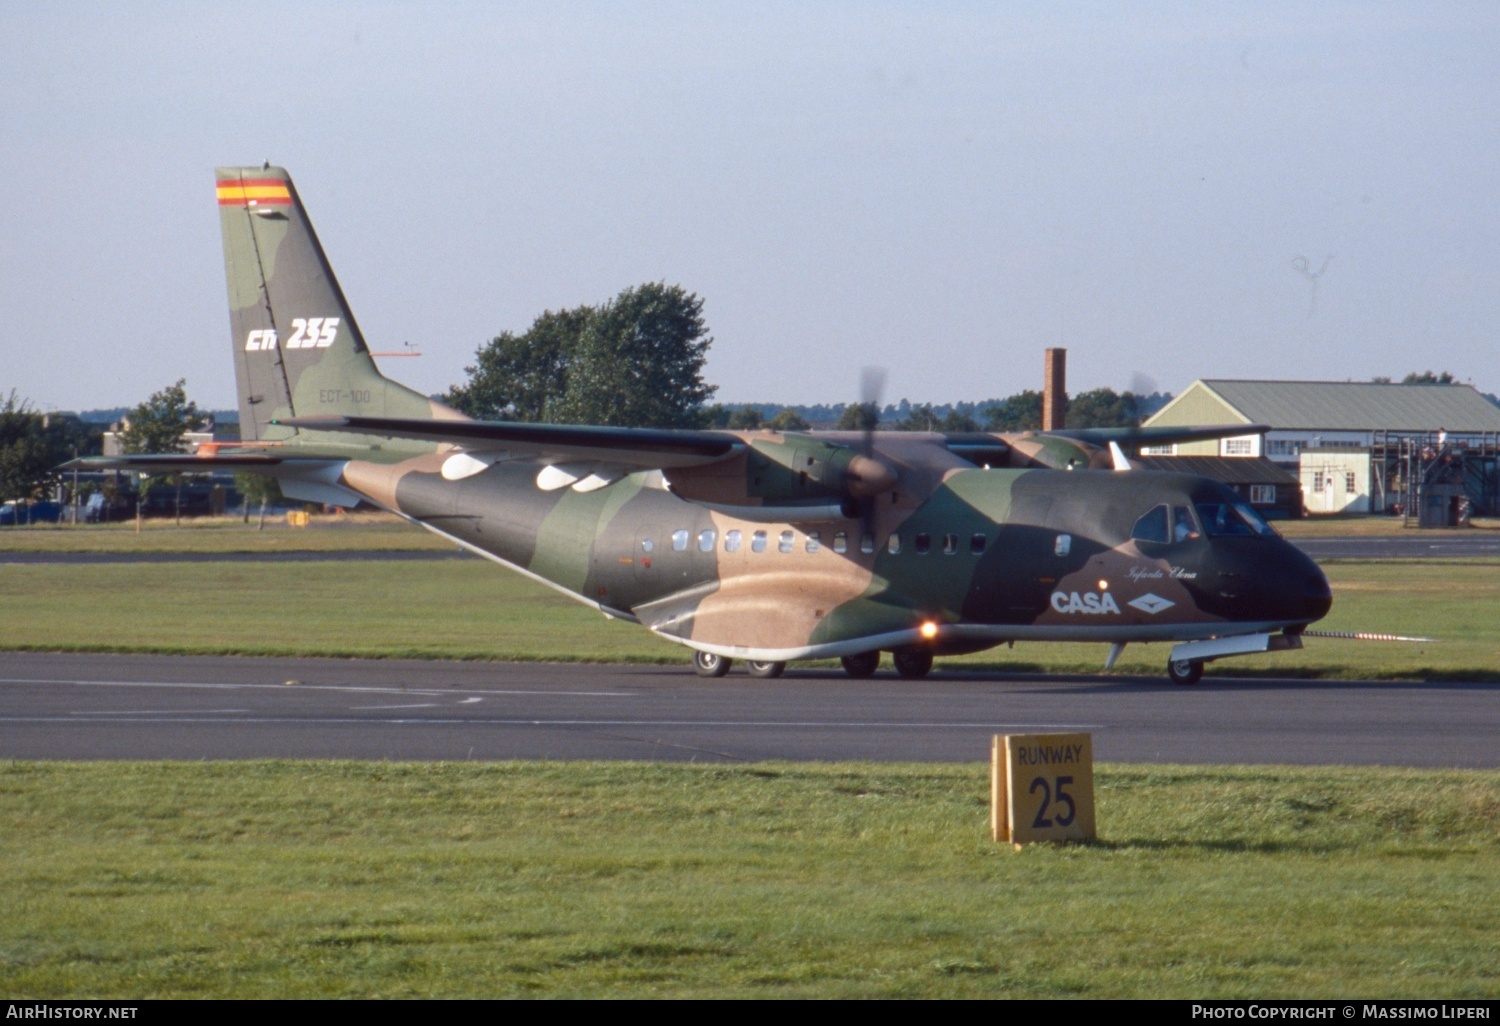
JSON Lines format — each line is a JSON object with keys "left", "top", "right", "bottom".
{"left": 0, "top": 678, "right": 632, "bottom": 697}
{"left": 70, "top": 708, "right": 252, "bottom": 716}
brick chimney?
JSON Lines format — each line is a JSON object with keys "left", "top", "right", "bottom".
{"left": 1042, "top": 348, "right": 1067, "bottom": 430}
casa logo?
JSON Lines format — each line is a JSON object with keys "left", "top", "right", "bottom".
{"left": 1127, "top": 593, "right": 1175, "bottom": 615}
{"left": 1050, "top": 590, "right": 1120, "bottom": 615}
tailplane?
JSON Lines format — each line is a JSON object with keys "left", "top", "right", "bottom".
{"left": 217, "top": 166, "right": 461, "bottom": 446}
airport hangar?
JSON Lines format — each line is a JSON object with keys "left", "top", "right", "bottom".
{"left": 1141, "top": 379, "right": 1500, "bottom": 525}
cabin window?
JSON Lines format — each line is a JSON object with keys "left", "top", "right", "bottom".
{"left": 832, "top": 531, "right": 847, "bottom": 554}
{"left": 1131, "top": 505, "right": 1170, "bottom": 544}
{"left": 779, "top": 530, "right": 795, "bottom": 553}
{"left": 672, "top": 529, "right": 689, "bottom": 551}
{"left": 698, "top": 529, "right": 716, "bottom": 552}
{"left": 887, "top": 534, "right": 901, "bottom": 555}
{"left": 942, "top": 533, "right": 958, "bottom": 555}
{"left": 806, "top": 531, "right": 821, "bottom": 554}
{"left": 752, "top": 530, "right": 767, "bottom": 553}
{"left": 861, "top": 533, "right": 876, "bottom": 554}
{"left": 970, "top": 533, "right": 987, "bottom": 555}
{"left": 1054, "top": 533, "right": 1071, "bottom": 557}
{"left": 641, "top": 539, "right": 654, "bottom": 553}
{"left": 914, "top": 532, "right": 931, "bottom": 555}
{"left": 724, "top": 529, "right": 742, "bottom": 552}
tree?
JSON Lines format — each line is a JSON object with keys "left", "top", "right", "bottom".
{"left": 120, "top": 379, "right": 205, "bottom": 528}
{"left": 447, "top": 283, "right": 717, "bottom": 428}
{"left": 1065, "top": 388, "right": 1138, "bottom": 429}
{"left": 444, "top": 307, "right": 588, "bottom": 420}
{"left": 767, "top": 409, "right": 810, "bottom": 432}
{"left": 0, "top": 391, "right": 74, "bottom": 506}
{"left": 836, "top": 402, "right": 880, "bottom": 432}
{"left": 983, "top": 390, "right": 1043, "bottom": 432}
{"left": 553, "top": 283, "right": 717, "bottom": 428}
{"left": 234, "top": 472, "right": 283, "bottom": 531}
{"left": 1401, "top": 371, "right": 1456, "bottom": 385}
{"left": 727, "top": 407, "right": 764, "bottom": 430}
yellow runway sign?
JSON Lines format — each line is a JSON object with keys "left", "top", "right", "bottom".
{"left": 992, "top": 732, "right": 1096, "bottom": 847}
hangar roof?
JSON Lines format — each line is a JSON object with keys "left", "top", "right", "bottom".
{"left": 1147, "top": 380, "right": 1500, "bottom": 433}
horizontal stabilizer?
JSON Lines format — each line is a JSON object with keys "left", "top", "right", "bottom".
{"left": 275, "top": 415, "right": 743, "bottom": 470}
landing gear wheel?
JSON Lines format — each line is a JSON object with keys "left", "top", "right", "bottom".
{"left": 892, "top": 647, "right": 935, "bottom": 679}
{"left": 1167, "top": 658, "right": 1204, "bottom": 685}
{"left": 693, "top": 651, "right": 731, "bottom": 678}
{"left": 840, "top": 652, "right": 881, "bottom": 678}
{"left": 746, "top": 660, "right": 786, "bottom": 679}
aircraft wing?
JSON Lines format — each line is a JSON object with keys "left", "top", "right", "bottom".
{"left": 274, "top": 415, "right": 744, "bottom": 470}
{"left": 62, "top": 454, "right": 292, "bottom": 473}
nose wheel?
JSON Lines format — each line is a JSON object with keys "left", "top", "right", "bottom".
{"left": 1167, "top": 658, "right": 1204, "bottom": 685}
{"left": 746, "top": 660, "right": 786, "bottom": 679}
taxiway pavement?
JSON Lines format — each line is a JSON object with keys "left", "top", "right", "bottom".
{"left": 1, "top": 652, "right": 1493, "bottom": 767}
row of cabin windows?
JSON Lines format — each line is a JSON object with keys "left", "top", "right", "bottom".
{"left": 648, "top": 528, "right": 993, "bottom": 557}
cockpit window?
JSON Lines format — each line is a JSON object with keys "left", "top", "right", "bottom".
{"left": 1131, "top": 505, "right": 1170, "bottom": 544}
{"left": 1195, "top": 502, "right": 1275, "bottom": 538}
{"left": 1235, "top": 502, "right": 1277, "bottom": 537}
{"left": 1173, "top": 505, "right": 1201, "bottom": 543}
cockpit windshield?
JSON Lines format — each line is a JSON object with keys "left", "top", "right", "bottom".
{"left": 1131, "top": 504, "right": 1202, "bottom": 545}
{"left": 1195, "top": 501, "right": 1277, "bottom": 538}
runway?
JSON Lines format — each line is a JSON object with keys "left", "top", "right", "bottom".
{"left": 2, "top": 652, "right": 1493, "bottom": 767}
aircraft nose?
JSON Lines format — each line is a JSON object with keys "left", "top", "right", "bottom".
{"left": 1301, "top": 568, "right": 1332, "bottom": 621}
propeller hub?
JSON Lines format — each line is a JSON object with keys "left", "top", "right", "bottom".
{"left": 845, "top": 454, "right": 897, "bottom": 498}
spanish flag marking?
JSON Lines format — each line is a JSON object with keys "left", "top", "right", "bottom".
{"left": 217, "top": 179, "right": 292, "bottom": 206}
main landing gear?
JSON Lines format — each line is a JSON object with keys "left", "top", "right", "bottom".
{"left": 692, "top": 652, "right": 787, "bottom": 678}
{"left": 838, "top": 648, "right": 935, "bottom": 679}
{"left": 693, "top": 648, "right": 936, "bottom": 680}
{"left": 891, "top": 647, "right": 934, "bottom": 679}
{"left": 692, "top": 651, "right": 731, "bottom": 678}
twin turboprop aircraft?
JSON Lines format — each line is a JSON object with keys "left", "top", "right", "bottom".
{"left": 76, "top": 166, "right": 1334, "bottom": 684}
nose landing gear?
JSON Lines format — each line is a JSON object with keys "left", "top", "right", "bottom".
{"left": 1167, "top": 658, "right": 1204, "bottom": 685}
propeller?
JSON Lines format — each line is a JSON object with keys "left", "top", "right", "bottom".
{"left": 846, "top": 366, "right": 895, "bottom": 547}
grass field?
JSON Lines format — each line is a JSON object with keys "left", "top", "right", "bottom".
{"left": 2, "top": 558, "right": 1496, "bottom": 680}
{"left": 1, "top": 760, "right": 1495, "bottom": 998}
{"left": 0, "top": 513, "right": 453, "bottom": 553}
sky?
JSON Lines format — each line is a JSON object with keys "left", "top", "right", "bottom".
{"left": 3, "top": 2, "right": 1497, "bottom": 414}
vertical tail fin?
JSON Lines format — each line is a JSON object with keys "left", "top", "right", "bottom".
{"left": 217, "top": 166, "right": 460, "bottom": 444}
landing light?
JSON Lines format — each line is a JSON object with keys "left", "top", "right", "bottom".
{"left": 1098, "top": 579, "right": 1109, "bottom": 590}
{"left": 919, "top": 621, "right": 939, "bottom": 640}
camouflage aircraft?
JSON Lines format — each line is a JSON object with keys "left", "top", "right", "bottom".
{"left": 76, "top": 166, "right": 1334, "bottom": 684}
